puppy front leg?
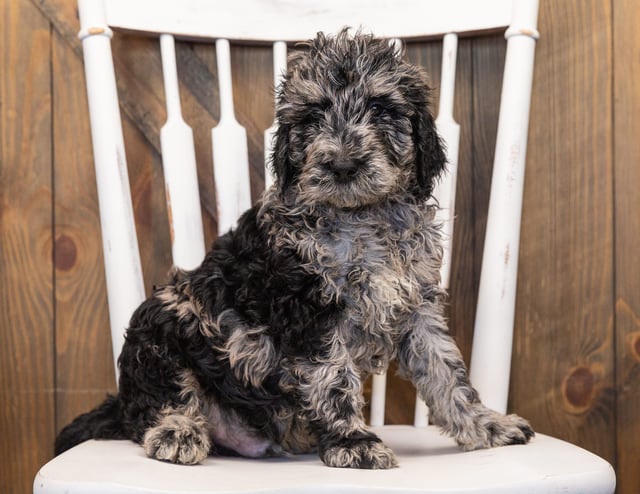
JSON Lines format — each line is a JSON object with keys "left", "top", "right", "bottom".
{"left": 397, "top": 310, "right": 534, "bottom": 450}
{"left": 295, "top": 346, "right": 398, "bottom": 469}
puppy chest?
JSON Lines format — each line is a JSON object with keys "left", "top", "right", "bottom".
{"left": 318, "top": 227, "right": 430, "bottom": 320}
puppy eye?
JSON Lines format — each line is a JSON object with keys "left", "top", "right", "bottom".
{"left": 368, "top": 101, "right": 387, "bottom": 117}
{"left": 301, "top": 101, "right": 330, "bottom": 125}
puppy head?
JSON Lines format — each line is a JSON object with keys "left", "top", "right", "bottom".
{"left": 271, "top": 30, "right": 446, "bottom": 208}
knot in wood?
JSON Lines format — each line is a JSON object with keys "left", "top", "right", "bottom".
{"left": 54, "top": 234, "right": 78, "bottom": 271}
{"left": 562, "top": 366, "right": 595, "bottom": 413}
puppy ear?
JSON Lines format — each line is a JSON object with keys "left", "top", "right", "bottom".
{"left": 269, "top": 121, "right": 295, "bottom": 193}
{"left": 408, "top": 73, "right": 447, "bottom": 200}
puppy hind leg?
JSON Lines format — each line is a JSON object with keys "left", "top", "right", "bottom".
{"left": 143, "top": 410, "right": 211, "bottom": 464}
{"left": 142, "top": 369, "right": 212, "bottom": 465}
{"left": 398, "top": 316, "right": 534, "bottom": 451}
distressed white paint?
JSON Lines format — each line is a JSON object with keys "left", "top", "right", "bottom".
{"left": 102, "top": 0, "right": 513, "bottom": 42}
{"left": 212, "top": 39, "right": 252, "bottom": 235}
{"left": 77, "top": 0, "right": 145, "bottom": 383}
{"left": 263, "top": 41, "right": 288, "bottom": 191}
{"left": 159, "top": 34, "right": 206, "bottom": 269}
{"left": 35, "top": 429, "right": 616, "bottom": 494}
{"left": 469, "top": 0, "right": 540, "bottom": 414}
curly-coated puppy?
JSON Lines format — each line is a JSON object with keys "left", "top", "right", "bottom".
{"left": 55, "top": 30, "right": 533, "bottom": 469}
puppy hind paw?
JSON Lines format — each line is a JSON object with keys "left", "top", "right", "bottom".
{"left": 320, "top": 439, "right": 398, "bottom": 469}
{"left": 142, "top": 414, "right": 211, "bottom": 465}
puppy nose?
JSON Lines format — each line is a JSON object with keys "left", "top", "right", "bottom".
{"left": 329, "top": 158, "right": 360, "bottom": 180}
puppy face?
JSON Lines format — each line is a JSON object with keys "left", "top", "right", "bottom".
{"left": 271, "top": 31, "right": 446, "bottom": 208}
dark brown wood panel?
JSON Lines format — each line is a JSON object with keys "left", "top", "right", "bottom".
{"left": 511, "top": 0, "right": 616, "bottom": 463}
{"left": 613, "top": 0, "right": 640, "bottom": 492}
{"left": 0, "top": 0, "right": 55, "bottom": 491}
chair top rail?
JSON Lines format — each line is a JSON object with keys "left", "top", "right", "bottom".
{"left": 99, "top": 0, "right": 513, "bottom": 43}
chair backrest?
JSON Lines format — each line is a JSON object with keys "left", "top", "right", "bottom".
{"left": 77, "top": 0, "right": 538, "bottom": 425}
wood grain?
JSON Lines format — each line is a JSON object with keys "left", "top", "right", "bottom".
{"left": 613, "top": 0, "right": 640, "bottom": 492}
{"left": 231, "top": 44, "right": 276, "bottom": 201}
{"left": 0, "top": 0, "right": 55, "bottom": 491}
{"left": 510, "top": 0, "right": 616, "bottom": 463}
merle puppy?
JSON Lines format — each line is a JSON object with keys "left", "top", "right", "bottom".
{"left": 56, "top": 31, "right": 533, "bottom": 469}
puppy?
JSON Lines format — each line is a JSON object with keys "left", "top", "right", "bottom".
{"left": 55, "top": 30, "right": 533, "bottom": 469}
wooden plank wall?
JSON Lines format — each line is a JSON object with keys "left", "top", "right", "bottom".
{"left": 1, "top": 2, "right": 55, "bottom": 492}
{"left": 1, "top": 0, "right": 638, "bottom": 492}
{"left": 613, "top": 0, "right": 640, "bottom": 488}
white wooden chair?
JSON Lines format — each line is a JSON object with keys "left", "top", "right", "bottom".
{"left": 34, "top": 1, "right": 616, "bottom": 493}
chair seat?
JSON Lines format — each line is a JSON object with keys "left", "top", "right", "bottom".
{"left": 34, "top": 425, "right": 615, "bottom": 494}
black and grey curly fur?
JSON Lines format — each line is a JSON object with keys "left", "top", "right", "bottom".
{"left": 55, "top": 30, "right": 533, "bottom": 469}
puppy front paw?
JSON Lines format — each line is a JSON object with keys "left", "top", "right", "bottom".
{"left": 142, "top": 414, "right": 211, "bottom": 465}
{"left": 457, "top": 410, "right": 534, "bottom": 451}
{"left": 320, "top": 438, "right": 398, "bottom": 469}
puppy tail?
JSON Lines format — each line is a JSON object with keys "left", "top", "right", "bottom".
{"left": 54, "top": 394, "right": 126, "bottom": 455}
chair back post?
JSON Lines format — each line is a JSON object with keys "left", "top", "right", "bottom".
{"left": 77, "top": 0, "right": 146, "bottom": 383}
{"left": 434, "top": 33, "right": 460, "bottom": 292}
{"left": 469, "top": 0, "right": 539, "bottom": 414}
{"left": 264, "top": 41, "right": 288, "bottom": 190}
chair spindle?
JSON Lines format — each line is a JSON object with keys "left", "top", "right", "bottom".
{"left": 159, "top": 34, "right": 206, "bottom": 270}
{"left": 212, "top": 38, "right": 252, "bottom": 235}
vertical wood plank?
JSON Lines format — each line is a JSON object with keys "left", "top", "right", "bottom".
{"left": 0, "top": 0, "right": 55, "bottom": 491}
{"left": 511, "top": 0, "right": 616, "bottom": 463}
{"left": 613, "top": 0, "right": 640, "bottom": 492}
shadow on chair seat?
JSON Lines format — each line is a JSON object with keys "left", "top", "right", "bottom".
{"left": 35, "top": 425, "right": 615, "bottom": 494}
